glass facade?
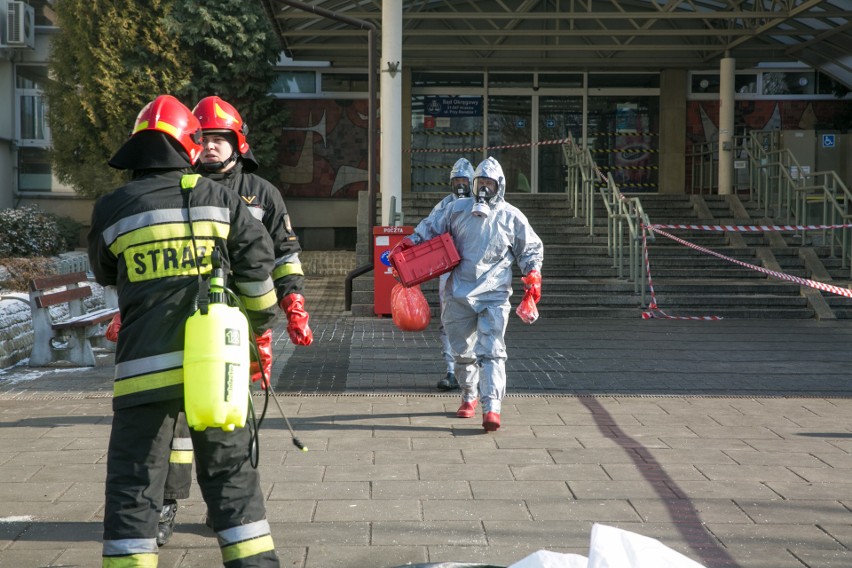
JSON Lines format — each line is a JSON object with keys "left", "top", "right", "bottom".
{"left": 587, "top": 96, "right": 660, "bottom": 191}
{"left": 538, "top": 97, "right": 583, "bottom": 193}
{"left": 411, "top": 72, "right": 661, "bottom": 193}
{"left": 486, "top": 95, "right": 532, "bottom": 193}
{"left": 410, "top": 95, "right": 484, "bottom": 191}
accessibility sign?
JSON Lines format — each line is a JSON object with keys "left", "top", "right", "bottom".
{"left": 823, "top": 134, "right": 836, "bottom": 148}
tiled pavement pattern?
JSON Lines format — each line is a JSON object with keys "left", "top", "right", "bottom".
{"left": 0, "top": 276, "right": 851, "bottom": 567}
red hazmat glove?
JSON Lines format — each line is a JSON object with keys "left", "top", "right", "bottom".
{"left": 516, "top": 270, "right": 542, "bottom": 324}
{"left": 280, "top": 293, "right": 313, "bottom": 346}
{"left": 389, "top": 237, "right": 416, "bottom": 261}
{"left": 105, "top": 314, "right": 121, "bottom": 342}
{"left": 250, "top": 329, "right": 273, "bottom": 389}
{"left": 389, "top": 238, "right": 416, "bottom": 283}
{"left": 391, "top": 283, "right": 431, "bottom": 332}
{"left": 522, "top": 270, "right": 542, "bottom": 303}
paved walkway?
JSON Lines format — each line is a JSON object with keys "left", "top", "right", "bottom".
{"left": 1, "top": 277, "right": 851, "bottom": 567}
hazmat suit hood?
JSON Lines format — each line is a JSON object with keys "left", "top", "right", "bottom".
{"left": 450, "top": 157, "right": 475, "bottom": 198}
{"left": 474, "top": 156, "right": 506, "bottom": 202}
{"left": 471, "top": 156, "right": 505, "bottom": 217}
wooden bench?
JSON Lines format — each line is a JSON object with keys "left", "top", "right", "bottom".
{"left": 27, "top": 271, "right": 119, "bottom": 366}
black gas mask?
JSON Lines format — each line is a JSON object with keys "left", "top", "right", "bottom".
{"left": 472, "top": 178, "right": 497, "bottom": 217}
{"left": 452, "top": 180, "right": 471, "bottom": 198}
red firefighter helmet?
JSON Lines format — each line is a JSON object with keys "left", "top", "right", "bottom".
{"left": 131, "top": 95, "right": 203, "bottom": 164}
{"left": 192, "top": 96, "right": 250, "bottom": 155}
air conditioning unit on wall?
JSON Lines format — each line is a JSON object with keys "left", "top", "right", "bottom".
{"left": 6, "top": 1, "right": 35, "bottom": 49}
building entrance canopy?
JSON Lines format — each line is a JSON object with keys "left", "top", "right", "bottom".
{"left": 262, "top": 0, "right": 852, "bottom": 88}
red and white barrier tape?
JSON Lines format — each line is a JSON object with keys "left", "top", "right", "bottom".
{"left": 649, "top": 225, "right": 852, "bottom": 299}
{"left": 640, "top": 228, "right": 723, "bottom": 320}
{"left": 650, "top": 222, "right": 852, "bottom": 232}
{"left": 407, "top": 137, "right": 572, "bottom": 153}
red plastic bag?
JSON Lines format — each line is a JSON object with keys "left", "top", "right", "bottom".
{"left": 391, "top": 283, "right": 431, "bottom": 331}
{"left": 516, "top": 290, "right": 539, "bottom": 324}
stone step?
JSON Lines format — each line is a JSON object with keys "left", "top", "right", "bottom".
{"left": 352, "top": 193, "right": 849, "bottom": 320}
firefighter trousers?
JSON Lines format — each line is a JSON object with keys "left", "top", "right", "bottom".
{"left": 164, "top": 411, "right": 192, "bottom": 500}
{"left": 102, "top": 398, "right": 278, "bottom": 567}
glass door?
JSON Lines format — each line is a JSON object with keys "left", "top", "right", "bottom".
{"left": 537, "top": 96, "right": 583, "bottom": 193}
{"left": 486, "top": 95, "right": 531, "bottom": 193}
{"left": 587, "top": 95, "right": 660, "bottom": 192}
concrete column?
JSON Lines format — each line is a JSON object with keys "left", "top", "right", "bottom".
{"left": 718, "top": 57, "right": 736, "bottom": 195}
{"left": 380, "top": 0, "right": 402, "bottom": 225}
{"left": 658, "top": 69, "right": 687, "bottom": 194}
{"left": 401, "top": 66, "right": 412, "bottom": 195}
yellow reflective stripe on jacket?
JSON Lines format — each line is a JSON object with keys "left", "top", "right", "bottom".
{"left": 108, "top": 222, "right": 229, "bottom": 257}
{"left": 101, "top": 206, "right": 231, "bottom": 248}
{"left": 102, "top": 553, "right": 159, "bottom": 567}
{"left": 239, "top": 289, "right": 278, "bottom": 312}
{"left": 272, "top": 262, "right": 304, "bottom": 280}
{"left": 113, "top": 368, "right": 183, "bottom": 398}
{"left": 221, "top": 534, "right": 275, "bottom": 563}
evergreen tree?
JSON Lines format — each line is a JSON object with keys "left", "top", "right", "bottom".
{"left": 168, "top": 0, "right": 286, "bottom": 181}
{"left": 46, "top": 0, "right": 285, "bottom": 197}
{"left": 45, "top": 0, "right": 190, "bottom": 196}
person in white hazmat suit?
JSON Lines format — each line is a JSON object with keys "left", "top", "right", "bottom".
{"left": 433, "top": 157, "right": 476, "bottom": 391}
{"left": 394, "top": 156, "right": 543, "bottom": 431}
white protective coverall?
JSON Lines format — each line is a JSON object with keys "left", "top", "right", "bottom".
{"left": 432, "top": 157, "right": 476, "bottom": 374}
{"left": 409, "top": 157, "right": 544, "bottom": 414}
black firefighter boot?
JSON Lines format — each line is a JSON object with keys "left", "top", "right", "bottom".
{"left": 436, "top": 371, "right": 459, "bottom": 391}
{"left": 156, "top": 499, "right": 178, "bottom": 547}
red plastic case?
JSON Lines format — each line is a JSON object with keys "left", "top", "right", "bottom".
{"left": 390, "top": 233, "right": 461, "bottom": 287}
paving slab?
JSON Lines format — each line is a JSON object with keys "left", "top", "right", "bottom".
{"left": 0, "top": 277, "right": 851, "bottom": 567}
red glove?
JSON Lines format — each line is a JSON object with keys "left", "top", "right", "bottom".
{"left": 250, "top": 329, "right": 273, "bottom": 389}
{"left": 522, "top": 270, "right": 542, "bottom": 304}
{"left": 389, "top": 237, "right": 415, "bottom": 260}
{"left": 389, "top": 238, "right": 416, "bottom": 283}
{"left": 105, "top": 314, "right": 121, "bottom": 342}
{"left": 280, "top": 293, "right": 313, "bottom": 346}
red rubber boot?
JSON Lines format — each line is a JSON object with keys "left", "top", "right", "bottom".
{"left": 483, "top": 412, "right": 501, "bottom": 432}
{"left": 456, "top": 399, "right": 478, "bottom": 418}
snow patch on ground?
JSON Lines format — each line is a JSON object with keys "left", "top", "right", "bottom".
{"left": 0, "top": 361, "right": 90, "bottom": 384}
{"left": 0, "top": 516, "right": 34, "bottom": 523}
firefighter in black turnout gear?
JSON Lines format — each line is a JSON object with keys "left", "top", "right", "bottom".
{"left": 192, "top": 96, "right": 312, "bottom": 339}
{"left": 152, "top": 96, "right": 315, "bottom": 546}
{"left": 88, "top": 95, "right": 280, "bottom": 567}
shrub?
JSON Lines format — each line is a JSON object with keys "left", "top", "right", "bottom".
{"left": 0, "top": 256, "right": 54, "bottom": 291}
{"left": 0, "top": 205, "right": 76, "bottom": 257}
{"left": 53, "top": 214, "right": 85, "bottom": 250}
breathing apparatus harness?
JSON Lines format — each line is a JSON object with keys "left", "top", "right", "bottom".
{"left": 181, "top": 174, "right": 306, "bottom": 468}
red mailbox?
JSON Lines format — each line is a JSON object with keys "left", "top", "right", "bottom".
{"left": 373, "top": 226, "right": 414, "bottom": 316}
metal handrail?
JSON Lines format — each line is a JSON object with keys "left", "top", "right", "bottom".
{"left": 687, "top": 140, "right": 717, "bottom": 195}
{"left": 563, "top": 133, "right": 652, "bottom": 305}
